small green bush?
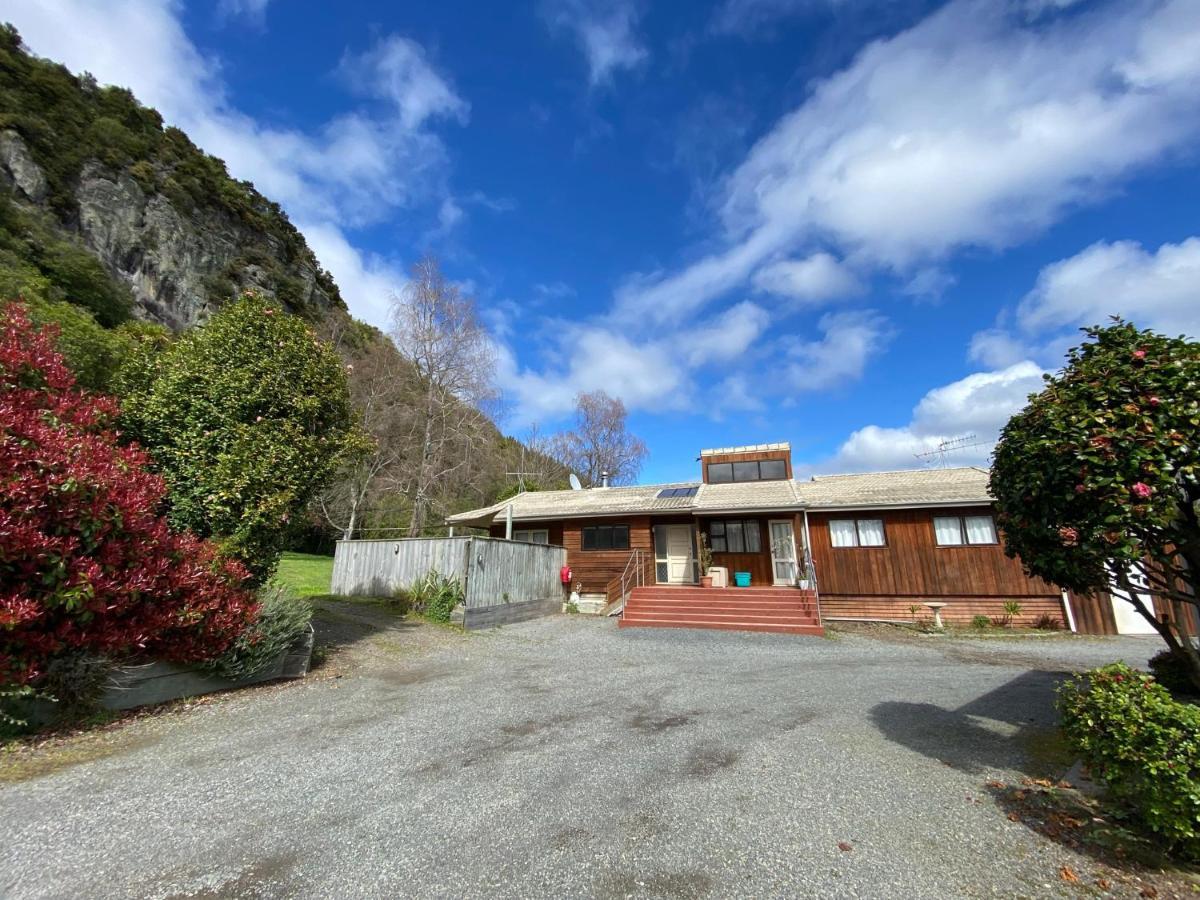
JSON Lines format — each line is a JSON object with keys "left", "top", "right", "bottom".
{"left": 1148, "top": 650, "right": 1196, "bottom": 697}
{"left": 201, "top": 588, "right": 312, "bottom": 681}
{"left": 971, "top": 614, "right": 991, "bottom": 630}
{"left": 1059, "top": 663, "right": 1200, "bottom": 858}
{"left": 408, "top": 570, "right": 463, "bottom": 624}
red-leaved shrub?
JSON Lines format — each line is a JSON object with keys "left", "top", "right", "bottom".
{"left": 0, "top": 303, "right": 258, "bottom": 686}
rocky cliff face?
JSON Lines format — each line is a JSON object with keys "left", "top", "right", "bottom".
{"left": 0, "top": 129, "right": 339, "bottom": 331}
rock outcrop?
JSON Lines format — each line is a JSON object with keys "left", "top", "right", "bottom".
{"left": 0, "top": 131, "right": 339, "bottom": 331}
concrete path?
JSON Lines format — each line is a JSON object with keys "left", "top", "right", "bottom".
{"left": 0, "top": 611, "right": 1162, "bottom": 899}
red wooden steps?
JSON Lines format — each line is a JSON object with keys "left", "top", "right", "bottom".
{"left": 619, "top": 586, "right": 824, "bottom": 636}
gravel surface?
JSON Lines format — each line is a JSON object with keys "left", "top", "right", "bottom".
{"left": 0, "top": 612, "right": 1163, "bottom": 899}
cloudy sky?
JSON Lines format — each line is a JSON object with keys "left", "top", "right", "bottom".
{"left": 7, "top": 0, "right": 1200, "bottom": 482}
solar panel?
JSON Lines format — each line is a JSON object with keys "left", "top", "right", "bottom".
{"left": 657, "top": 486, "right": 698, "bottom": 499}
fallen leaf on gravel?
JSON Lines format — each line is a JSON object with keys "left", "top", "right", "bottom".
{"left": 1139, "top": 886, "right": 1158, "bottom": 898}
{"left": 1096, "top": 878, "right": 1110, "bottom": 890}
{"left": 1057, "top": 781, "right": 1072, "bottom": 789}
{"left": 985, "top": 780, "right": 1005, "bottom": 789}
{"left": 1059, "top": 866, "right": 1079, "bottom": 883}
{"left": 1007, "top": 812, "right": 1021, "bottom": 822}
{"left": 837, "top": 842, "right": 853, "bottom": 852}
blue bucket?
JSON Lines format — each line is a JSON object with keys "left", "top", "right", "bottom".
{"left": 734, "top": 571, "right": 751, "bottom": 588}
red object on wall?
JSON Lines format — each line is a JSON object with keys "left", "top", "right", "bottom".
{"left": 560, "top": 565, "right": 573, "bottom": 584}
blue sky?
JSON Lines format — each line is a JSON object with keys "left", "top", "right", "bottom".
{"left": 9, "top": 0, "right": 1200, "bottom": 484}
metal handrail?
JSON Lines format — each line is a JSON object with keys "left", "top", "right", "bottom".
{"left": 605, "top": 548, "right": 650, "bottom": 614}
{"left": 802, "top": 545, "right": 822, "bottom": 627}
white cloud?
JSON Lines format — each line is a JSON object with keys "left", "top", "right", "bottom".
{"left": 7, "top": 0, "right": 468, "bottom": 325}
{"left": 533, "top": 281, "right": 575, "bottom": 300}
{"left": 783, "top": 310, "right": 892, "bottom": 392}
{"left": 543, "top": 0, "right": 648, "bottom": 86}
{"left": 339, "top": 35, "right": 469, "bottom": 131}
{"left": 620, "top": 0, "right": 1200, "bottom": 325}
{"left": 683, "top": 301, "right": 771, "bottom": 367}
{"left": 217, "top": 0, "right": 270, "bottom": 25}
{"left": 1017, "top": 237, "right": 1200, "bottom": 339}
{"left": 752, "top": 252, "right": 862, "bottom": 305}
{"left": 710, "top": 0, "right": 851, "bottom": 37}
{"left": 815, "top": 361, "right": 1046, "bottom": 472}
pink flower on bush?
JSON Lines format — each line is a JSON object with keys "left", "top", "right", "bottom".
{"left": 1132, "top": 349, "right": 1146, "bottom": 360}
{"left": 1131, "top": 482, "right": 1153, "bottom": 499}
{"left": 1075, "top": 484, "right": 1086, "bottom": 494}
{"left": 1058, "top": 526, "right": 1079, "bottom": 546}
{"left": 1148, "top": 395, "right": 1160, "bottom": 407}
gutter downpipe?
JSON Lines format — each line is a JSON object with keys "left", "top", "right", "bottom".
{"left": 505, "top": 503, "right": 513, "bottom": 540}
{"left": 1061, "top": 588, "right": 1078, "bottom": 634}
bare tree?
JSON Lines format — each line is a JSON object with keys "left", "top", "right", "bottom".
{"left": 550, "top": 390, "right": 648, "bottom": 486}
{"left": 390, "top": 257, "right": 497, "bottom": 535}
{"left": 314, "top": 338, "right": 410, "bottom": 539}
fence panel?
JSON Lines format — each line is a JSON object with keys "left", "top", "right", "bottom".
{"left": 464, "top": 539, "right": 567, "bottom": 609}
{"left": 331, "top": 537, "right": 567, "bottom": 628}
{"left": 331, "top": 537, "right": 470, "bottom": 597}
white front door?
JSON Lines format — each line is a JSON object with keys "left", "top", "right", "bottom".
{"left": 769, "top": 520, "right": 798, "bottom": 586}
{"left": 665, "top": 525, "right": 695, "bottom": 584}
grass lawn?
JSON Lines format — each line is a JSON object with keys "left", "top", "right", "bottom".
{"left": 273, "top": 551, "right": 335, "bottom": 598}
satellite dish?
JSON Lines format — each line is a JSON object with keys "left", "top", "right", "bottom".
{"left": 569, "top": 473, "right": 583, "bottom": 491}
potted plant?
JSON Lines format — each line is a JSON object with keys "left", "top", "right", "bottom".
{"left": 698, "top": 533, "right": 714, "bottom": 588}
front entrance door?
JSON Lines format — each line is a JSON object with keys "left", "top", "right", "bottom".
{"left": 769, "top": 520, "right": 798, "bottom": 586}
{"left": 664, "top": 524, "right": 695, "bottom": 584}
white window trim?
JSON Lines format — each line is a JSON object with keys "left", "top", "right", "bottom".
{"left": 933, "top": 514, "right": 999, "bottom": 547}
{"left": 829, "top": 518, "right": 886, "bottom": 548}
{"left": 512, "top": 528, "right": 549, "bottom": 544}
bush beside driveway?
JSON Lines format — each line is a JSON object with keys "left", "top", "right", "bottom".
{"left": 0, "top": 610, "right": 1171, "bottom": 899}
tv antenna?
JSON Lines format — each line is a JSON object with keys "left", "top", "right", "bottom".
{"left": 914, "top": 434, "right": 989, "bottom": 468}
{"left": 504, "top": 444, "right": 540, "bottom": 494}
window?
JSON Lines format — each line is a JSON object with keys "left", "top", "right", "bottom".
{"left": 829, "top": 519, "right": 886, "bottom": 548}
{"left": 581, "top": 524, "right": 630, "bottom": 551}
{"left": 707, "top": 462, "right": 733, "bottom": 483}
{"left": 513, "top": 529, "right": 549, "bottom": 544}
{"left": 934, "top": 514, "right": 998, "bottom": 546}
{"left": 656, "top": 486, "right": 699, "bottom": 499}
{"left": 707, "top": 519, "right": 762, "bottom": 553}
{"left": 706, "top": 459, "right": 789, "bottom": 483}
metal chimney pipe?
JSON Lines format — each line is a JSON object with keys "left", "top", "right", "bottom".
{"left": 600, "top": 470, "right": 610, "bottom": 488}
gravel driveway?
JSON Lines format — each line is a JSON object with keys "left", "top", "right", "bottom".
{"left": 0, "top": 610, "right": 1161, "bottom": 899}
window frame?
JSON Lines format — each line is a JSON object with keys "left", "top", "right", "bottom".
{"left": 705, "top": 459, "right": 789, "bottom": 484}
{"left": 580, "top": 523, "right": 631, "bottom": 551}
{"left": 512, "top": 528, "right": 550, "bottom": 545}
{"left": 706, "top": 519, "right": 763, "bottom": 554}
{"left": 932, "top": 514, "right": 999, "bottom": 547}
{"left": 828, "top": 518, "right": 888, "bottom": 548}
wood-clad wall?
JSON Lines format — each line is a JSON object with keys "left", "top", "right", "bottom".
{"left": 807, "top": 506, "right": 1063, "bottom": 624}
{"left": 700, "top": 513, "right": 802, "bottom": 587}
{"left": 702, "top": 448, "right": 792, "bottom": 482}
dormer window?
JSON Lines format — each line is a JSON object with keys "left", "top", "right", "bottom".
{"left": 706, "top": 458, "right": 787, "bottom": 483}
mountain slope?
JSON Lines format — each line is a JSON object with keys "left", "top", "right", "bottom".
{"left": 0, "top": 24, "right": 341, "bottom": 330}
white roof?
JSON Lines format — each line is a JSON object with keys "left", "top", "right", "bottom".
{"left": 446, "top": 466, "right": 992, "bottom": 527}
{"left": 699, "top": 442, "right": 790, "bottom": 456}
{"left": 796, "top": 467, "right": 993, "bottom": 509}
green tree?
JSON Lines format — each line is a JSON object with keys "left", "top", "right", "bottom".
{"left": 990, "top": 320, "right": 1200, "bottom": 689}
{"left": 120, "top": 291, "right": 363, "bottom": 582}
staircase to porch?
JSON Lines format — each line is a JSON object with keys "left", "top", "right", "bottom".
{"left": 618, "top": 585, "right": 823, "bottom": 636}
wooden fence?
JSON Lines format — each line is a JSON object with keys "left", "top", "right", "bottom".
{"left": 331, "top": 537, "right": 567, "bottom": 628}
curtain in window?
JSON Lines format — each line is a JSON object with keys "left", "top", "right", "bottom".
{"left": 934, "top": 517, "right": 964, "bottom": 545}
{"left": 857, "top": 519, "right": 885, "bottom": 546}
{"left": 964, "top": 515, "right": 997, "bottom": 545}
{"left": 726, "top": 521, "right": 745, "bottom": 553}
{"left": 744, "top": 521, "right": 762, "bottom": 553}
{"left": 830, "top": 520, "right": 858, "bottom": 547}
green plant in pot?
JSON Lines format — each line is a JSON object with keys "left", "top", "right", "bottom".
{"left": 698, "top": 532, "right": 714, "bottom": 587}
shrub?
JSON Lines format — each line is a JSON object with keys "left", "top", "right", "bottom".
{"left": 971, "top": 614, "right": 991, "bottom": 630}
{"left": 408, "top": 571, "right": 463, "bottom": 624}
{"left": 118, "top": 292, "right": 363, "bottom": 582}
{"left": 201, "top": 588, "right": 312, "bottom": 681}
{"left": 1149, "top": 650, "right": 1195, "bottom": 697}
{"left": 1002, "top": 600, "right": 1023, "bottom": 626}
{"left": 0, "top": 303, "right": 257, "bottom": 687}
{"left": 1058, "top": 663, "right": 1200, "bottom": 858}
{"left": 1032, "top": 613, "right": 1061, "bottom": 631}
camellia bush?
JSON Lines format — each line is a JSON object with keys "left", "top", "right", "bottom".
{"left": 0, "top": 303, "right": 256, "bottom": 687}
{"left": 1059, "top": 664, "right": 1200, "bottom": 858}
{"left": 991, "top": 320, "right": 1200, "bottom": 689}
{"left": 119, "top": 291, "right": 364, "bottom": 583}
